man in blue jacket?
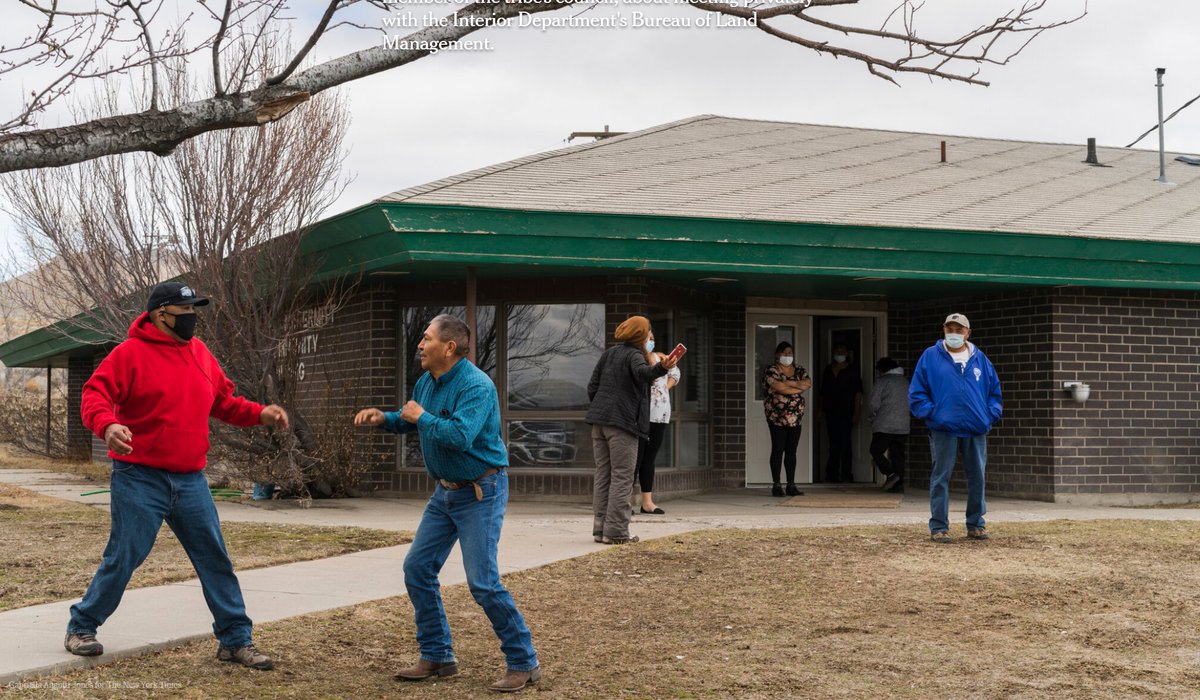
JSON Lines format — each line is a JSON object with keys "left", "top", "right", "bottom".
{"left": 908, "top": 313, "right": 1002, "bottom": 544}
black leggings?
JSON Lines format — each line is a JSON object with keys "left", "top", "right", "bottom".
{"left": 767, "top": 423, "right": 803, "bottom": 485}
{"left": 634, "top": 422, "right": 668, "bottom": 493}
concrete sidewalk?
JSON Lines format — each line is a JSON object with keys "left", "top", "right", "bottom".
{"left": 2, "top": 466, "right": 1198, "bottom": 684}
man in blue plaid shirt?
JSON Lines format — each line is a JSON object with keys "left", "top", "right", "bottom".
{"left": 355, "top": 314, "right": 540, "bottom": 693}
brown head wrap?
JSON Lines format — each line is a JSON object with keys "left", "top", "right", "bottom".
{"left": 614, "top": 315, "right": 651, "bottom": 347}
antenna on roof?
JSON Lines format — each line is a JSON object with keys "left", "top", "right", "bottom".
{"left": 567, "top": 125, "right": 627, "bottom": 143}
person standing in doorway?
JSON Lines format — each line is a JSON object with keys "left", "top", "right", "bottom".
{"left": 586, "top": 316, "right": 677, "bottom": 544}
{"left": 909, "top": 313, "right": 1003, "bottom": 544}
{"left": 762, "top": 341, "right": 813, "bottom": 497}
{"left": 354, "top": 314, "right": 541, "bottom": 693}
{"left": 819, "top": 345, "right": 863, "bottom": 483}
{"left": 67, "top": 282, "right": 288, "bottom": 670}
{"left": 866, "top": 357, "right": 910, "bottom": 492}
{"left": 634, "top": 331, "right": 680, "bottom": 515}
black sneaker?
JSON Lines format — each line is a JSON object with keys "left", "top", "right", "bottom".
{"left": 64, "top": 632, "right": 103, "bottom": 656}
{"left": 881, "top": 474, "right": 901, "bottom": 492}
{"left": 771, "top": 484, "right": 785, "bottom": 497}
{"left": 217, "top": 643, "right": 274, "bottom": 670}
{"left": 785, "top": 484, "right": 803, "bottom": 496}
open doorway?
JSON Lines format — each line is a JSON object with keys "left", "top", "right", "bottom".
{"left": 813, "top": 317, "right": 877, "bottom": 485}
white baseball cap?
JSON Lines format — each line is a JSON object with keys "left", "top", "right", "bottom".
{"left": 943, "top": 313, "right": 970, "bottom": 329}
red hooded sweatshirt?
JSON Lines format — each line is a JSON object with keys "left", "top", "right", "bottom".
{"left": 80, "top": 312, "right": 265, "bottom": 472}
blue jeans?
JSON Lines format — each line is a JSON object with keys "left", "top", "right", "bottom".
{"left": 403, "top": 471, "right": 538, "bottom": 672}
{"left": 68, "top": 461, "right": 253, "bottom": 649}
{"left": 927, "top": 431, "right": 988, "bottom": 534}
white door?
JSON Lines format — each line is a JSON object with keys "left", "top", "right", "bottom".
{"left": 816, "top": 317, "right": 877, "bottom": 484}
{"left": 745, "top": 314, "right": 813, "bottom": 486}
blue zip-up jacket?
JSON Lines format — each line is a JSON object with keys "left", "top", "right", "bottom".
{"left": 381, "top": 359, "right": 508, "bottom": 482}
{"left": 908, "top": 341, "right": 1002, "bottom": 438}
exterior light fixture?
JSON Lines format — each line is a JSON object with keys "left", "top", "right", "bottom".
{"left": 1062, "top": 381, "right": 1091, "bottom": 403}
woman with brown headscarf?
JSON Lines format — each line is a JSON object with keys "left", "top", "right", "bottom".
{"left": 585, "top": 316, "right": 679, "bottom": 544}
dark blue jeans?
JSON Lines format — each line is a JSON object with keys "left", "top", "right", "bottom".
{"left": 928, "top": 430, "right": 988, "bottom": 534}
{"left": 403, "top": 471, "right": 538, "bottom": 672}
{"left": 67, "top": 461, "right": 253, "bottom": 649}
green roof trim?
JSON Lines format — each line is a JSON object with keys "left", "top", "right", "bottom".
{"left": 7, "top": 201, "right": 1200, "bottom": 367}
{"left": 0, "top": 316, "right": 110, "bottom": 368}
{"left": 308, "top": 202, "right": 1200, "bottom": 288}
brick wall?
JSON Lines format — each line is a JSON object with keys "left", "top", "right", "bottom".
{"left": 291, "top": 284, "right": 399, "bottom": 492}
{"left": 889, "top": 290, "right": 1055, "bottom": 501}
{"left": 1052, "top": 288, "right": 1200, "bottom": 503}
{"left": 605, "top": 275, "right": 650, "bottom": 344}
{"left": 712, "top": 297, "right": 746, "bottom": 487}
{"left": 66, "top": 352, "right": 112, "bottom": 462}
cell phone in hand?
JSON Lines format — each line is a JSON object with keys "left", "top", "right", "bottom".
{"left": 666, "top": 343, "right": 687, "bottom": 363}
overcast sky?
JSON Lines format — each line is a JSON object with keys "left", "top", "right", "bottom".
{"left": 316, "top": 0, "right": 1200, "bottom": 216}
{"left": 2, "top": 0, "right": 1199, "bottom": 271}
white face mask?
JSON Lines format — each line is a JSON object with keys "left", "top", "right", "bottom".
{"left": 833, "top": 354, "right": 847, "bottom": 364}
{"left": 944, "top": 333, "right": 966, "bottom": 350}
{"left": 778, "top": 355, "right": 794, "bottom": 366}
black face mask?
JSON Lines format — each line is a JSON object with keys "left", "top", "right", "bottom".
{"left": 162, "top": 311, "right": 197, "bottom": 341}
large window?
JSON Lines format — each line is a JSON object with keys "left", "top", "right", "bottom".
{"left": 504, "top": 303, "right": 604, "bottom": 468}
{"left": 505, "top": 304, "right": 604, "bottom": 411}
{"left": 398, "top": 300, "right": 710, "bottom": 470}
{"left": 668, "top": 309, "right": 711, "bottom": 468}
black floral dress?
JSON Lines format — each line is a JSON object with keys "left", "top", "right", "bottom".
{"left": 762, "top": 364, "right": 809, "bottom": 428}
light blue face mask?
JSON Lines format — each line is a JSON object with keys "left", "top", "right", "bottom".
{"left": 833, "top": 354, "right": 847, "bottom": 363}
{"left": 944, "top": 333, "right": 966, "bottom": 350}
{"left": 646, "top": 339, "right": 655, "bottom": 353}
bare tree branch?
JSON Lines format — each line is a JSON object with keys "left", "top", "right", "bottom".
{"left": 211, "top": 0, "right": 235, "bottom": 96}
{"left": 266, "top": 0, "right": 340, "bottom": 86}
{"left": 1, "top": 54, "right": 359, "bottom": 494}
{"left": 0, "top": 0, "right": 1086, "bottom": 172}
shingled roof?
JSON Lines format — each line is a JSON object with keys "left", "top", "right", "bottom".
{"left": 379, "top": 115, "right": 1200, "bottom": 243}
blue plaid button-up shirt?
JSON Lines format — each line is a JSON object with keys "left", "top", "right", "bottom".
{"left": 382, "top": 359, "right": 508, "bottom": 482}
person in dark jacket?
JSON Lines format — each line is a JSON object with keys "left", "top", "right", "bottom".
{"left": 908, "top": 313, "right": 1002, "bottom": 544}
{"left": 585, "top": 316, "right": 677, "bottom": 545}
{"left": 819, "top": 346, "right": 863, "bottom": 483}
{"left": 67, "top": 282, "right": 289, "bottom": 669}
{"left": 866, "top": 357, "right": 910, "bottom": 492}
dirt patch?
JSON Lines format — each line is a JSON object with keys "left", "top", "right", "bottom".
{"left": 0, "top": 481, "right": 411, "bottom": 611}
{"left": 14, "top": 520, "right": 1200, "bottom": 698}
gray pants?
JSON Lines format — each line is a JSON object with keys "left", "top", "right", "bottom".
{"left": 591, "top": 424, "right": 639, "bottom": 539}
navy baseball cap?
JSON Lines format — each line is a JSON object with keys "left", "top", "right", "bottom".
{"left": 146, "top": 282, "right": 210, "bottom": 311}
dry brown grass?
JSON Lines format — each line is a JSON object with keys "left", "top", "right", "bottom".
{"left": 0, "top": 482, "right": 411, "bottom": 612}
{"left": 11, "top": 520, "right": 1200, "bottom": 699}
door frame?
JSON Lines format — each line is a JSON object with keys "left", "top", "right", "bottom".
{"left": 744, "top": 306, "right": 888, "bottom": 488}
{"left": 745, "top": 312, "right": 813, "bottom": 486}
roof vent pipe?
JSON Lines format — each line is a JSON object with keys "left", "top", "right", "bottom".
{"left": 940, "top": 140, "right": 946, "bottom": 163}
{"left": 1156, "top": 68, "right": 1169, "bottom": 183}
{"left": 1085, "top": 137, "right": 1099, "bottom": 164}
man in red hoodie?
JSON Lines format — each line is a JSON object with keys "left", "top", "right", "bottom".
{"left": 64, "top": 282, "right": 289, "bottom": 670}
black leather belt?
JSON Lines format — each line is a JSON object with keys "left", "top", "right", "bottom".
{"left": 439, "top": 467, "right": 501, "bottom": 501}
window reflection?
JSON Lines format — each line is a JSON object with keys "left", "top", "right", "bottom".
{"left": 507, "top": 420, "right": 594, "bottom": 468}
{"left": 505, "top": 304, "right": 604, "bottom": 412}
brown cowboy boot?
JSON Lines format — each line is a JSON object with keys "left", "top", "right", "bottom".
{"left": 394, "top": 658, "right": 459, "bottom": 681}
{"left": 489, "top": 666, "right": 542, "bottom": 693}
